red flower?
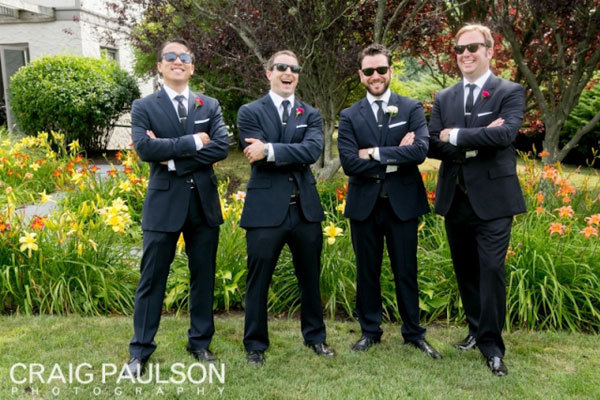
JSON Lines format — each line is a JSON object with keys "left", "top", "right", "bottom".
{"left": 195, "top": 97, "right": 204, "bottom": 108}
{"left": 296, "top": 107, "right": 305, "bottom": 117}
{"left": 481, "top": 90, "right": 490, "bottom": 98}
{"left": 31, "top": 215, "right": 46, "bottom": 231}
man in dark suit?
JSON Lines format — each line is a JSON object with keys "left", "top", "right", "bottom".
{"left": 125, "top": 38, "right": 229, "bottom": 376}
{"left": 337, "top": 44, "right": 441, "bottom": 359}
{"left": 238, "top": 50, "right": 335, "bottom": 366}
{"left": 428, "top": 24, "right": 526, "bottom": 376}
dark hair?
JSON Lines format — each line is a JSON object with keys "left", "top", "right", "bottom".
{"left": 157, "top": 38, "right": 195, "bottom": 62}
{"left": 358, "top": 44, "right": 391, "bottom": 68}
{"left": 265, "top": 50, "right": 298, "bottom": 70}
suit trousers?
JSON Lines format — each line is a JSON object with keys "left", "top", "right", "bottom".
{"left": 445, "top": 188, "right": 512, "bottom": 358}
{"left": 243, "top": 203, "right": 326, "bottom": 352}
{"left": 129, "top": 188, "right": 219, "bottom": 360}
{"left": 350, "top": 197, "right": 426, "bottom": 342}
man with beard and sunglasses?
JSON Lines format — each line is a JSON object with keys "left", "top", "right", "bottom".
{"left": 337, "top": 44, "right": 441, "bottom": 359}
{"left": 428, "top": 24, "right": 526, "bottom": 376}
{"left": 124, "top": 38, "right": 229, "bottom": 377}
{"left": 238, "top": 50, "right": 335, "bottom": 366}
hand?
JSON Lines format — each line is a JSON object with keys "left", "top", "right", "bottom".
{"left": 195, "top": 132, "right": 210, "bottom": 145}
{"left": 358, "top": 148, "right": 371, "bottom": 160}
{"left": 146, "top": 130, "right": 157, "bottom": 139}
{"left": 439, "top": 128, "right": 452, "bottom": 143}
{"left": 159, "top": 161, "right": 168, "bottom": 165}
{"left": 244, "top": 138, "right": 266, "bottom": 163}
{"left": 399, "top": 132, "right": 414, "bottom": 146}
{"left": 487, "top": 118, "right": 504, "bottom": 128}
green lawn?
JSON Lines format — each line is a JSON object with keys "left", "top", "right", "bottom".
{"left": 1, "top": 315, "right": 598, "bottom": 399}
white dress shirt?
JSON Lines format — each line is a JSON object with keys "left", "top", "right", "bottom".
{"left": 264, "top": 91, "right": 295, "bottom": 161}
{"left": 366, "top": 89, "right": 397, "bottom": 172}
{"left": 449, "top": 69, "right": 492, "bottom": 146}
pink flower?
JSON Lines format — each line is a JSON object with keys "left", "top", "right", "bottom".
{"left": 296, "top": 107, "right": 304, "bottom": 117}
{"left": 195, "top": 97, "right": 203, "bottom": 108}
{"left": 481, "top": 90, "right": 490, "bottom": 99}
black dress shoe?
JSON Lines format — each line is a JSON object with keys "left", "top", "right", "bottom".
{"left": 351, "top": 336, "right": 380, "bottom": 352}
{"left": 305, "top": 342, "right": 335, "bottom": 357}
{"left": 406, "top": 339, "right": 443, "bottom": 359}
{"left": 455, "top": 334, "right": 477, "bottom": 350}
{"left": 487, "top": 356, "right": 508, "bottom": 376}
{"left": 246, "top": 350, "right": 265, "bottom": 366}
{"left": 121, "top": 357, "right": 148, "bottom": 378}
{"left": 186, "top": 346, "right": 217, "bottom": 362}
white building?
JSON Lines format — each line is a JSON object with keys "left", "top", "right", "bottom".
{"left": 0, "top": 0, "right": 153, "bottom": 148}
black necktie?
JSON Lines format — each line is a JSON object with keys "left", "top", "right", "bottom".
{"left": 375, "top": 100, "right": 384, "bottom": 127}
{"left": 281, "top": 100, "right": 290, "bottom": 126}
{"left": 465, "top": 83, "right": 476, "bottom": 115}
{"left": 174, "top": 95, "right": 187, "bottom": 132}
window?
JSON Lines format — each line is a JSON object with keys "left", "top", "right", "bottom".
{"left": 101, "top": 47, "right": 118, "bottom": 62}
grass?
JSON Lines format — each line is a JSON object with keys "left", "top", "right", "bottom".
{"left": 1, "top": 315, "right": 598, "bottom": 399}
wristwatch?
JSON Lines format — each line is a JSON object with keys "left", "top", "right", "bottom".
{"left": 263, "top": 143, "right": 269, "bottom": 157}
{"left": 368, "top": 148, "right": 374, "bottom": 160}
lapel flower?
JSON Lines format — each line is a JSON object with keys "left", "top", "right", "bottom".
{"left": 481, "top": 90, "right": 490, "bottom": 99}
{"left": 296, "top": 107, "right": 304, "bottom": 117}
{"left": 195, "top": 96, "right": 204, "bottom": 108}
{"left": 385, "top": 105, "right": 398, "bottom": 117}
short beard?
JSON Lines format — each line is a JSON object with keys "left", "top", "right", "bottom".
{"left": 366, "top": 81, "right": 389, "bottom": 97}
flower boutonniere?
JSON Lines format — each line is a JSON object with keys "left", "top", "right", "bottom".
{"left": 386, "top": 105, "right": 398, "bottom": 117}
{"left": 195, "top": 96, "right": 204, "bottom": 108}
{"left": 481, "top": 90, "right": 490, "bottom": 99}
{"left": 296, "top": 107, "right": 304, "bottom": 117}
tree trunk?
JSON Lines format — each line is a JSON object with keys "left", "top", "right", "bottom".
{"left": 312, "top": 117, "right": 341, "bottom": 180}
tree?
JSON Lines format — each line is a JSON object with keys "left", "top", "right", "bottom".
{"left": 110, "top": 0, "right": 444, "bottom": 178}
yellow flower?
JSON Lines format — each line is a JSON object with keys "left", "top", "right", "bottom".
{"left": 39, "top": 190, "right": 53, "bottom": 203}
{"left": 336, "top": 200, "right": 346, "bottom": 213}
{"left": 19, "top": 232, "right": 39, "bottom": 257}
{"left": 68, "top": 139, "right": 80, "bottom": 153}
{"left": 71, "top": 172, "right": 84, "bottom": 184}
{"left": 323, "top": 222, "right": 343, "bottom": 245}
{"left": 176, "top": 233, "right": 185, "bottom": 255}
{"left": 77, "top": 243, "right": 83, "bottom": 256}
{"left": 119, "top": 180, "right": 132, "bottom": 192}
{"left": 30, "top": 163, "right": 40, "bottom": 171}
{"left": 88, "top": 239, "right": 98, "bottom": 251}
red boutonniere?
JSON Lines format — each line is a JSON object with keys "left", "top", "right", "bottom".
{"left": 296, "top": 107, "right": 304, "bottom": 117}
{"left": 195, "top": 96, "right": 203, "bottom": 108}
{"left": 481, "top": 90, "right": 490, "bottom": 99}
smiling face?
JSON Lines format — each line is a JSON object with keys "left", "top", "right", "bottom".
{"left": 266, "top": 54, "right": 299, "bottom": 97}
{"left": 359, "top": 54, "right": 392, "bottom": 97}
{"left": 157, "top": 42, "right": 194, "bottom": 89}
{"left": 456, "top": 30, "right": 492, "bottom": 82}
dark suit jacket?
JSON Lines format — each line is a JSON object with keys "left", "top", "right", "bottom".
{"left": 238, "top": 95, "right": 325, "bottom": 228}
{"left": 337, "top": 93, "right": 430, "bottom": 221}
{"left": 131, "top": 87, "right": 229, "bottom": 231}
{"left": 428, "top": 74, "right": 526, "bottom": 220}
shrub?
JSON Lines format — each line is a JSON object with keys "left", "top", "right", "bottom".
{"left": 9, "top": 55, "right": 140, "bottom": 151}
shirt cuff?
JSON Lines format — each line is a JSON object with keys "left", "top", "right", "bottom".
{"left": 193, "top": 134, "right": 204, "bottom": 151}
{"left": 449, "top": 128, "right": 459, "bottom": 146}
{"left": 373, "top": 147, "right": 381, "bottom": 161}
{"left": 167, "top": 159, "right": 175, "bottom": 171}
{"left": 266, "top": 143, "right": 275, "bottom": 162}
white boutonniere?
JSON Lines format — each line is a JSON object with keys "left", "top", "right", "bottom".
{"left": 386, "top": 105, "right": 398, "bottom": 117}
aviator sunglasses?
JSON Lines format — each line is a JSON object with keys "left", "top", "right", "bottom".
{"left": 272, "top": 63, "right": 301, "bottom": 73}
{"left": 453, "top": 42, "right": 488, "bottom": 55}
{"left": 361, "top": 66, "right": 389, "bottom": 76}
{"left": 162, "top": 52, "right": 193, "bottom": 64}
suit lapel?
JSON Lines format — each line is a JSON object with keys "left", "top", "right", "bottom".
{"left": 261, "top": 95, "right": 284, "bottom": 142}
{"left": 468, "top": 74, "right": 497, "bottom": 127}
{"left": 359, "top": 98, "right": 381, "bottom": 144}
{"left": 157, "top": 88, "right": 184, "bottom": 137}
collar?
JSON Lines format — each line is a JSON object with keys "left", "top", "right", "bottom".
{"left": 163, "top": 84, "right": 190, "bottom": 101}
{"left": 463, "top": 69, "right": 491, "bottom": 90}
{"left": 269, "top": 91, "right": 295, "bottom": 109}
{"left": 367, "top": 89, "right": 391, "bottom": 106}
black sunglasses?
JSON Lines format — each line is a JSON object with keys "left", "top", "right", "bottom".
{"left": 272, "top": 63, "right": 301, "bottom": 73}
{"left": 162, "top": 52, "right": 193, "bottom": 64}
{"left": 453, "top": 43, "right": 488, "bottom": 55}
{"left": 361, "top": 66, "right": 389, "bottom": 76}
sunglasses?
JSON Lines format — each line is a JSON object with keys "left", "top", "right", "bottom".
{"left": 162, "top": 52, "right": 193, "bottom": 64}
{"left": 272, "top": 63, "right": 301, "bottom": 73}
{"left": 453, "top": 43, "right": 488, "bottom": 55}
{"left": 361, "top": 66, "right": 389, "bottom": 76}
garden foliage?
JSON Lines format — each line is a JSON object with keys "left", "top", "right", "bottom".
{"left": 0, "top": 131, "right": 599, "bottom": 332}
{"left": 9, "top": 55, "right": 140, "bottom": 151}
